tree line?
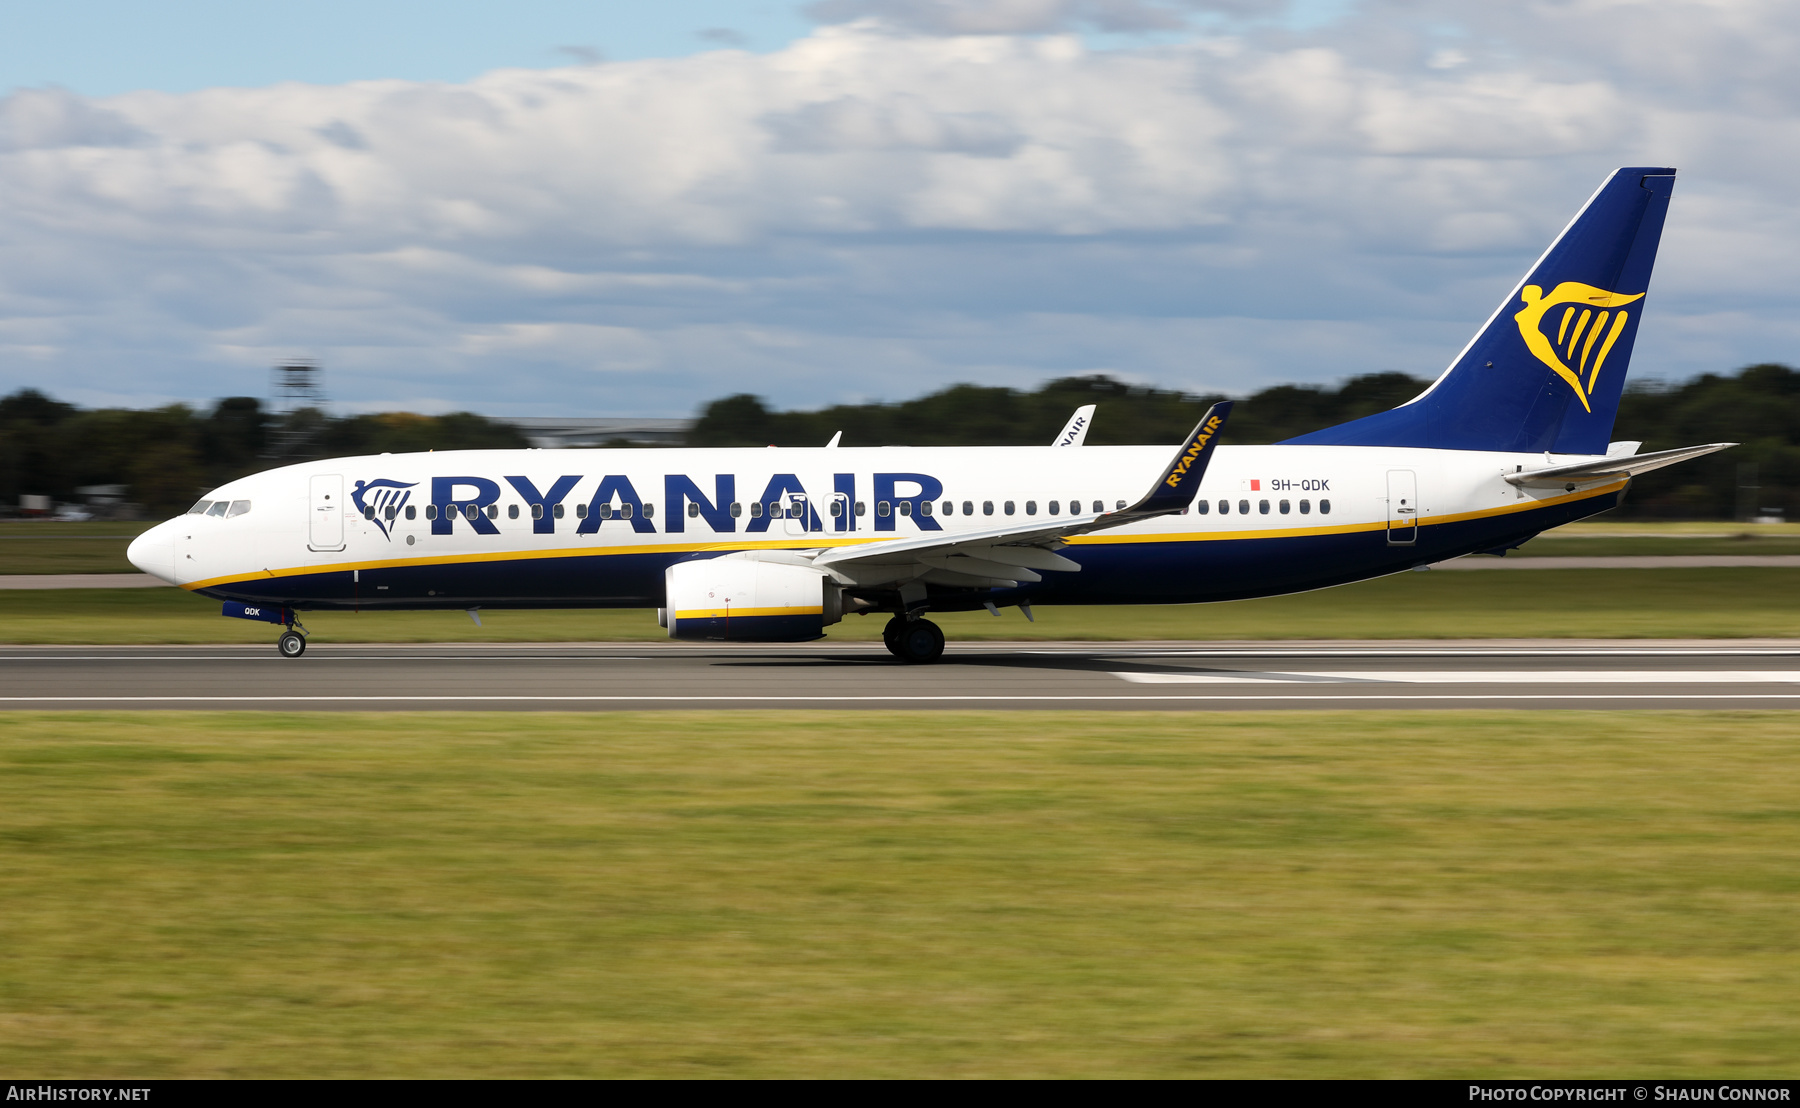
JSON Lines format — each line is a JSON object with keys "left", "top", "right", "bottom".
{"left": 691, "top": 364, "right": 1800, "bottom": 521}
{"left": 2, "top": 362, "right": 1794, "bottom": 519}
{"left": 0, "top": 393, "right": 527, "bottom": 515}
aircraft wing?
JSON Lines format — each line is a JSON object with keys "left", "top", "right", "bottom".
{"left": 1504, "top": 442, "right": 1735, "bottom": 488}
{"left": 813, "top": 402, "right": 1231, "bottom": 588}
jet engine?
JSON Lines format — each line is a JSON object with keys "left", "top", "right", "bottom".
{"left": 663, "top": 554, "right": 842, "bottom": 641}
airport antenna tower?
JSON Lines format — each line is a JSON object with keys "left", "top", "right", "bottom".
{"left": 267, "top": 360, "right": 326, "bottom": 460}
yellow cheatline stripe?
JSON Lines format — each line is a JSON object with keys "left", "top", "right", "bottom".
{"left": 183, "top": 480, "right": 1626, "bottom": 590}
{"left": 675, "top": 606, "right": 823, "bottom": 620}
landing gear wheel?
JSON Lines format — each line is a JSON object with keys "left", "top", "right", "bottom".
{"left": 893, "top": 618, "right": 945, "bottom": 664}
{"left": 882, "top": 616, "right": 907, "bottom": 657}
{"left": 278, "top": 630, "right": 307, "bottom": 658}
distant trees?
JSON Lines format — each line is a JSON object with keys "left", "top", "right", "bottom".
{"left": 692, "top": 365, "right": 1800, "bottom": 521}
{"left": 0, "top": 394, "right": 527, "bottom": 515}
{"left": 3, "top": 363, "right": 1793, "bottom": 520}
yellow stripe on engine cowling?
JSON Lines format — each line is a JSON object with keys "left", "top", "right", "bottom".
{"left": 674, "top": 606, "right": 824, "bottom": 620}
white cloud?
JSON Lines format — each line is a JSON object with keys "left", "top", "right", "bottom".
{"left": 0, "top": 5, "right": 1797, "bottom": 416}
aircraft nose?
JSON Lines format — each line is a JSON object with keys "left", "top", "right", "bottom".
{"left": 127, "top": 521, "right": 178, "bottom": 584}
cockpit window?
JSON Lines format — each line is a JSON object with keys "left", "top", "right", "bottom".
{"left": 226, "top": 500, "right": 251, "bottom": 518}
{"left": 188, "top": 500, "right": 213, "bottom": 515}
{"left": 205, "top": 501, "right": 230, "bottom": 517}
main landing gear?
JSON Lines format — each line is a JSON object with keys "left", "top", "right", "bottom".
{"left": 883, "top": 615, "right": 945, "bottom": 664}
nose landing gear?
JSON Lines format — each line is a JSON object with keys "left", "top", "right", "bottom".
{"left": 278, "top": 629, "right": 307, "bottom": 658}
{"left": 882, "top": 615, "right": 945, "bottom": 664}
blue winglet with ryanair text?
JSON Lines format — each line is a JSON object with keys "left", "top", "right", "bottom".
{"left": 1115, "top": 401, "right": 1233, "bottom": 519}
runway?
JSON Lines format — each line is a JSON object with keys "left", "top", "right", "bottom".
{"left": 5, "top": 639, "right": 1800, "bottom": 710}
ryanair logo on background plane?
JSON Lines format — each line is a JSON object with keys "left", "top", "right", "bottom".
{"left": 1513, "top": 282, "right": 1645, "bottom": 412}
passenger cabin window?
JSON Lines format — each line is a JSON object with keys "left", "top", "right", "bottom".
{"left": 941, "top": 501, "right": 952, "bottom": 516}
{"left": 768, "top": 501, "right": 781, "bottom": 518}
{"left": 1299, "top": 499, "right": 1310, "bottom": 514}
{"left": 1004, "top": 501, "right": 1015, "bottom": 516}
{"left": 598, "top": 504, "right": 612, "bottom": 519}
{"left": 750, "top": 502, "right": 763, "bottom": 518}
{"left": 1048, "top": 500, "right": 1059, "bottom": 515}
{"left": 1259, "top": 500, "right": 1269, "bottom": 514}
{"left": 877, "top": 501, "right": 891, "bottom": 516}
{"left": 385, "top": 506, "right": 397, "bottom": 521}
{"left": 1115, "top": 500, "right": 1126, "bottom": 510}
{"left": 486, "top": 504, "right": 499, "bottom": 520}
{"left": 1320, "top": 499, "right": 1332, "bottom": 514}
{"left": 363, "top": 506, "right": 375, "bottom": 520}
{"left": 1238, "top": 500, "right": 1250, "bottom": 515}
{"left": 1219, "top": 500, "right": 1229, "bottom": 514}
{"left": 1025, "top": 500, "right": 1037, "bottom": 516}
{"left": 205, "top": 501, "right": 229, "bottom": 517}
{"left": 687, "top": 503, "right": 700, "bottom": 518}
{"left": 642, "top": 503, "right": 653, "bottom": 518}
{"left": 508, "top": 504, "right": 519, "bottom": 519}
{"left": 425, "top": 505, "right": 438, "bottom": 520}
{"left": 576, "top": 503, "right": 589, "bottom": 519}
{"left": 1093, "top": 500, "right": 1104, "bottom": 514}
{"left": 983, "top": 501, "right": 994, "bottom": 516}
{"left": 1196, "top": 500, "right": 1209, "bottom": 514}
{"left": 963, "top": 501, "right": 973, "bottom": 516}
{"left": 188, "top": 500, "right": 213, "bottom": 515}
{"left": 406, "top": 505, "right": 417, "bottom": 520}
{"left": 552, "top": 504, "right": 564, "bottom": 519}
{"left": 919, "top": 501, "right": 932, "bottom": 516}
{"left": 855, "top": 501, "right": 866, "bottom": 516}
{"left": 1279, "top": 500, "right": 1290, "bottom": 514}
{"left": 899, "top": 501, "right": 912, "bottom": 516}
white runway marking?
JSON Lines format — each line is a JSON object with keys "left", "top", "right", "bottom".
{"left": 1114, "top": 670, "right": 1800, "bottom": 685}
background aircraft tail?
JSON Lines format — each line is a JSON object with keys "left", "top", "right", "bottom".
{"left": 1283, "top": 167, "right": 1676, "bottom": 454}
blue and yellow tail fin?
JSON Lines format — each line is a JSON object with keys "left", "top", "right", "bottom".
{"left": 1284, "top": 167, "right": 1676, "bottom": 454}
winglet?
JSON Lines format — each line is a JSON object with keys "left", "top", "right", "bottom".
{"left": 1119, "top": 401, "right": 1232, "bottom": 517}
{"left": 1052, "top": 405, "right": 1096, "bottom": 446}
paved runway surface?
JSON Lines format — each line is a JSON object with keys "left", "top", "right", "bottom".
{"left": 5, "top": 639, "right": 1800, "bottom": 710}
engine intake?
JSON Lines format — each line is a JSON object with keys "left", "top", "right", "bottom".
{"left": 664, "top": 555, "right": 841, "bottom": 641}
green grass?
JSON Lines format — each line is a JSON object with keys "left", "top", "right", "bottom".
{"left": 0, "top": 567, "right": 1794, "bottom": 643}
{"left": 0, "top": 710, "right": 1795, "bottom": 1077}
{"left": 0, "top": 521, "right": 153, "bottom": 574}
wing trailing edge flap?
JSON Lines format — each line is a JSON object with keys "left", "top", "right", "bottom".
{"left": 1504, "top": 442, "right": 1735, "bottom": 488}
{"left": 814, "top": 402, "right": 1233, "bottom": 587}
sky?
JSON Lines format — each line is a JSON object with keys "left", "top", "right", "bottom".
{"left": 1, "top": 0, "right": 1797, "bottom": 418}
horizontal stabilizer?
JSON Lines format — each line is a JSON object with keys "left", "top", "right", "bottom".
{"left": 1505, "top": 442, "right": 1735, "bottom": 487}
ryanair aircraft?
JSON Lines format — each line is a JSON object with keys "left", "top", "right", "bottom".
{"left": 129, "top": 167, "right": 1732, "bottom": 662}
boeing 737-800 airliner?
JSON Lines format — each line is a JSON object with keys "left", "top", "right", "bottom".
{"left": 129, "top": 167, "right": 1731, "bottom": 662}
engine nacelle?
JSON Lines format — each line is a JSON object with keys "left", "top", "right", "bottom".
{"left": 664, "top": 555, "right": 842, "bottom": 641}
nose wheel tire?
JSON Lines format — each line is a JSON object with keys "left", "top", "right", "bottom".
{"left": 278, "top": 630, "right": 307, "bottom": 658}
{"left": 892, "top": 618, "right": 945, "bottom": 664}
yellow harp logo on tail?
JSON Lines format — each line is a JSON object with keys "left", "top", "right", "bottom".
{"left": 1512, "top": 282, "right": 1644, "bottom": 412}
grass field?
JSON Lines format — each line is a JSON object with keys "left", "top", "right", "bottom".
{"left": 0, "top": 566, "right": 1794, "bottom": 643}
{"left": 0, "top": 710, "right": 1794, "bottom": 1078}
{"left": 2, "top": 520, "right": 1799, "bottom": 574}
{"left": 0, "top": 522, "right": 152, "bottom": 575}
